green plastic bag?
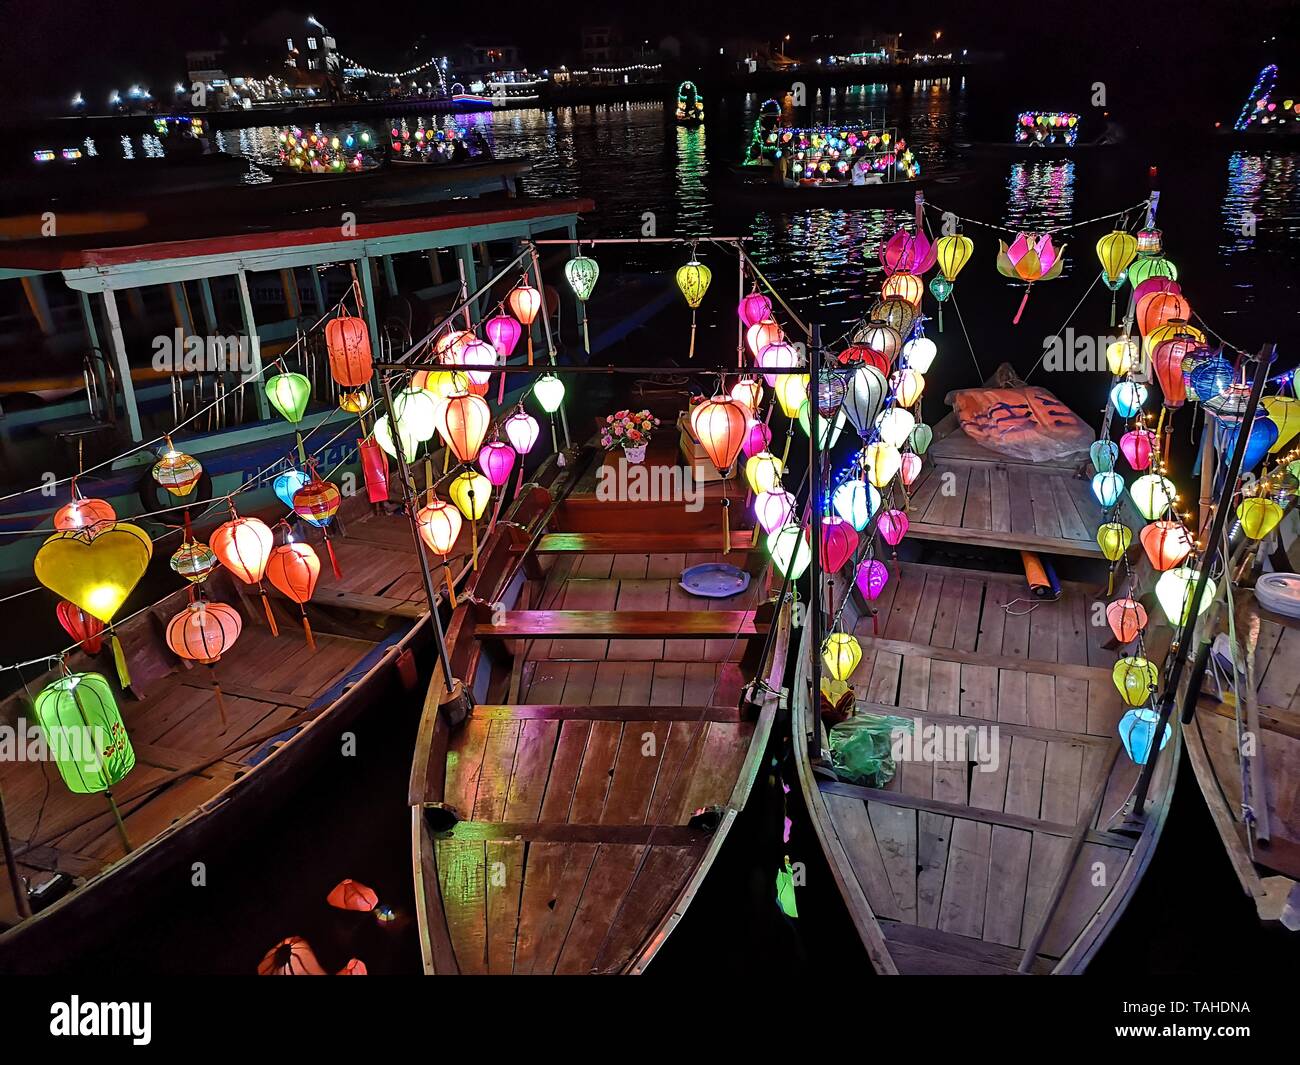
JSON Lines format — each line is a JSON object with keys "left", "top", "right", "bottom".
{"left": 828, "top": 713, "right": 914, "bottom": 788}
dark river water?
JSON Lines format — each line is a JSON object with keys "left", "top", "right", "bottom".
{"left": 24, "top": 77, "right": 1300, "bottom": 977}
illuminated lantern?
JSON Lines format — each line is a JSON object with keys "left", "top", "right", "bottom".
{"left": 882, "top": 272, "right": 923, "bottom": 307}
{"left": 1096, "top": 229, "right": 1138, "bottom": 286}
{"left": 533, "top": 373, "right": 565, "bottom": 414}
{"left": 54, "top": 497, "right": 115, "bottom": 537}
{"left": 1091, "top": 439, "right": 1119, "bottom": 473}
{"left": 166, "top": 600, "right": 243, "bottom": 724}
{"left": 273, "top": 467, "right": 310, "bottom": 510}
{"left": 1205, "top": 381, "right": 1254, "bottom": 422}
{"left": 325, "top": 315, "right": 373, "bottom": 408}
{"left": 485, "top": 314, "right": 522, "bottom": 361}
{"left": 742, "top": 420, "right": 772, "bottom": 458}
{"left": 1140, "top": 520, "right": 1193, "bottom": 571}
{"left": 889, "top": 369, "right": 924, "bottom": 408}
{"left": 1127, "top": 255, "right": 1177, "bottom": 289}
{"left": 33, "top": 672, "right": 135, "bottom": 802}
{"left": 1262, "top": 396, "right": 1300, "bottom": 451}
{"left": 839, "top": 345, "right": 890, "bottom": 375}
{"left": 746, "top": 320, "right": 783, "bottom": 360}
{"left": 900, "top": 337, "right": 937, "bottom": 373}
{"left": 210, "top": 515, "right": 278, "bottom": 635}
{"left": 1136, "top": 290, "right": 1190, "bottom": 339}
{"left": 819, "top": 516, "right": 858, "bottom": 572}
{"left": 414, "top": 368, "right": 469, "bottom": 398}
{"left": 1105, "top": 339, "right": 1138, "bottom": 377}
{"left": 1238, "top": 497, "right": 1284, "bottom": 540}
{"left": 1151, "top": 336, "right": 1194, "bottom": 408}
{"left": 843, "top": 366, "right": 888, "bottom": 437}
{"left": 1110, "top": 381, "right": 1148, "bottom": 418}
{"left": 864, "top": 442, "right": 901, "bottom": 488}
{"left": 56, "top": 600, "right": 104, "bottom": 654}
{"left": 1113, "top": 656, "right": 1158, "bottom": 708}
{"left": 503, "top": 410, "right": 540, "bottom": 457}
{"left": 1156, "top": 567, "right": 1217, "bottom": 624}
{"left": 267, "top": 538, "right": 321, "bottom": 648}
{"left": 1119, "top": 429, "right": 1156, "bottom": 471}
{"left": 935, "top": 233, "right": 974, "bottom": 282}
{"left": 1097, "top": 521, "right": 1132, "bottom": 561}
{"left": 450, "top": 470, "right": 490, "bottom": 568}
{"left": 996, "top": 232, "right": 1067, "bottom": 323}
{"left": 394, "top": 386, "right": 440, "bottom": 449}
{"left": 292, "top": 474, "right": 343, "bottom": 577}
{"left": 909, "top": 424, "right": 933, "bottom": 455}
{"left": 1145, "top": 319, "right": 1204, "bottom": 359}
{"left": 834, "top": 480, "right": 879, "bottom": 532}
{"left": 1132, "top": 276, "right": 1181, "bottom": 306}
{"left": 1092, "top": 471, "right": 1124, "bottom": 508}
{"left": 337, "top": 959, "right": 368, "bottom": 975}
{"left": 417, "top": 497, "right": 463, "bottom": 558}
{"left": 875, "top": 408, "right": 916, "bottom": 451}
{"left": 691, "top": 396, "right": 750, "bottom": 475}
{"left": 822, "top": 633, "right": 863, "bottom": 682}
{"left": 817, "top": 371, "right": 848, "bottom": 417}
{"left": 929, "top": 276, "right": 953, "bottom": 325}
{"left": 1106, "top": 598, "right": 1148, "bottom": 644}
{"left": 767, "top": 524, "right": 812, "bottom": 580}
{"left": 730, "top": 377, "right": 764, "bottom": 413}
{"left": 478, "top": 441, "right": 516, "bottom": 487}
{"left": 373, "top": 414, "right": 416, "bottom": 463}
{"left": 798, "top": 401, "right": 845, "bottom": 450}
{"left": 899, "top": 451, "right": 923, "bottom": 486}
{"left": 438, "top": 392, "right": 491, "bottom": 463}
{"left": 774, "top": 374, "right": 808, "bottom": 419}
{"left": 675, "top": 258, "right": 712, "bottom": 358}
{"left": 870, "top": 298, "right": 916, "bottom": 339}
{"left": 855, "top": 558, "right": 889, "bottom": 601}
{"left": 854, "top": 322, "right": 901, "bottom": 363}
{"left": 433, "top": 329, "right": 474, "bottom": 360}
{"left": 170, "top": 540, "right": 217, "bottom": 584}
{"left": 1129, "top": 474, "right": 1177, "bottom": 521}
{"left": 457, "top": 339, "right": 499, "bottom": 387}
{"left": 738, "top": 291, "right": 772, "bottom": 327}
{"left": 359, "top": 437, "right": 389, "bottom": 504}
{"left": 508, "top": 284, "right": 542, "bottom": 365}
{"left": 152, "top": 438, "right": 204, "bottom": 497}
{"left": 1222, "top": 412, "right": 1279, "bottom": 472}
{"left": 879, "top": 228, "right": 936, "bottom": 276}
{"left": 877, "top": 508, "right": 908, "bottom": 547}
{"left": 759, "top": 340, "right": 801, "bottom": 387}
{"left": 564, "top": 253, "right": 600, "bottom": 301}
{"left": 327, "top": 879, "right": 379, "bottom": 912}
{"left": 258, "top": 937, "right": 326, "bottom": 976}
{"left": 1119, "top": 707, "right": 1171, "bottom": 765}
{"left": 745, "top": 451, "right": 784, "bottom": 495}
{"left": 265, "top": 372, "right": 311, "bottom": 425}
{"left": 755, "top": 489, "right": 796, "bottom": 535}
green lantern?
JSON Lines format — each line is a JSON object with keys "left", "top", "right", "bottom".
{"left": 1155, "top": 566, "right": 1217, "bottom": 625}
{"left": 1127, "top": 256, "right": 1178, "bottom": 289}
{"left": 797, "top": 400, "right": 845, "bottom": 449}
{"left": 909, "top": 423, "right": 934, "bottom": 456}
{"left": 766, "top": 523, "right": 812, "bottom": 580}
{"left": 533, "top": 373, "right": 566, "bottom": 414}
{"left": 265, "top": 372, "right": 311, "bottom": 425}
{"left": 565, "top": 253, "right": 601, "bottom": 353}
{"left": 33, "top": 672, "right": 135, "bottom": 795}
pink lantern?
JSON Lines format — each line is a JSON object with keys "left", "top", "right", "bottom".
{"left": 879, "top": 229, "right": 937, "bottom": 276}
{"left": 456, "top": 338, "right": 499, "bottom": 385}
{"left": 485, "top": 314, "right": 522, "bottom": 360}
{"left": 478, "top": 441, "right": 517, "bottom": 486}
{"left": 996, "top": 232, "right": 1067, "bottom": 323}
{"left": 1131, "top": 276, "right": 1182, "bottom": 310}
{"left": 1120, "top": 429, "right": 1157, "bottom": 471}
{"left": 503, "top": 410, "right": 540, "bottom": 455}
{"left": 899, "top": 452, "right": 923, "bottom": 485}
{"left": 759, "top": 341, "right": 801, "bottom": 387}
{"left": 819, "top": 516, "right": 859, "bottom": 572}
{"left": 742, "top": 420, "right": 772, "bottom": 458}
{"left": 738, "top": 292, "right": 773, "bottom": 328}
{"left": 878, "top": 509, "right": 909, "bottom": 547}
{"left": 855, "top": 558, "right": 889, "bottom": 601}
{"left": 754, "top": 489, "right": 795, "bottom": 534}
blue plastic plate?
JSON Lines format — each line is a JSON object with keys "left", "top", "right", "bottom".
{"left": 680, "top": 563, "right": 751, "bottom": 599}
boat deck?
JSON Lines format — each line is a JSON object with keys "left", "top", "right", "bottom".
{"left": 802, "top": 561, "right": 1174, "bottom": 974}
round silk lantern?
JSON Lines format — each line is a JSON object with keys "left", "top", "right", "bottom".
{"left": 33, "top": 672, "right": 135, "bottom": 802}
{"left": 1092, "top": 471, "right": 1124, "bottom": 508}
{"left": 1156, "top": 567, "right": 1217, "bottom": 625}
{"left": 438, "top": 392, "right": 491, "bottom": 463}
{"left": 855, "top": 322, "right": 902, "bottom": 363}
{"left": 901, "top": 337, "right": 937, "bottom": 374}
{"left": 910, "top": 424, "right": 934, "bottom": 455}
{"left": 1106, "top": 598, "right": 1148, "bottom": 644}
{"left": 839, "top": 345, "right": 891, "bottom": 375}
{"left": 1127, "top": 256, "right": 1177, "bottom": 289}
{"left": 170, "top": 539, "right": 218, "bottom": 584}
{"left": 325, "top": 315, "right": 373, "bottom": 396}
{"left": 870, "top": 298, "right": 915, "bottom": 339}
{"left": 210, "top": 515, "right": 278, "bottom": 636}
{"left": 266, "top": 372, "right": 311, "bottom": 425}
{"left": 393, "top": 387, "right": 439, "bottom": 447}
{"left": 875, "top": 408, "right": 915, "bottom": 449}
{"left": 833, "top": 479, "right": 879, "bottom": 531}
{"left": 745, "top": 452, "right": 784, "bottom": 495}
{"left": 1190, "top": 353, "right": 1233, "bottom": 403}
{"left": 822, "top": 633, "right": 863, "bottom": 681}
{"left": 1222, "top": 413, "right": 1278, "bottom": 472}
{"left": 1091, "top": 439, "right": 1119, "bottom": 474}
{"left": 738, "top": 292, "right": 772, "bottom": 328}
{"left": 731, "top": 377, "right": 764, "bottom": 413}
{"left": 767, "top": 523, "right": 811, "bottom": 580}
{"left": 864, "top": 442, "right": 902, "bottom": 488}
{"left": 882, "top": 272, "right": 923, "bottom": 307}
{"left": 742, "top": 420, "right": 772, "bottom": 458}
{"left": 457, "top": 339, "right": 500, "bottom": 387}
{"left": 434, "top": 328, "right": 473, "bottom": 360}
{"left": 855, "top": 558, "right": 889, "bottom": 601}
{"left": 797, "top": 402, "right": 845, "bottom": 450}
{"left": 267, "top": 538, "right": 322, "bottom": 648}
{"left": 819, "top": 516, "right": 858, "bottom": 573}
{"left": 1097, "top": 521, "right": 1132, "bottom": 561}
{"left": 485, "top": 314, "right": 522, "bottom": 361}
{"left": 1105, "top": 339, "right": 1138, "bottom": 377}
{"left": 843, "top": 366, "right": 888, "bottom": 437}
{"left": 533, "top": 373, "right": 565, "bottom": 414}
{"left": 1119, "top": 706, "right": 1171, "bottom": 765}
{"left": 676, "top": 258, "right": 712, "bottom": 358}
{"left": 935, "top": 233, "right": 974, "bottom": 282}
{"left": 508, "top": 284, "right": 542, "bottom": 364}
{"left": 1136, "top": 290, "right": 1190, "bottom": 339}
{"left": 1140, "top": 520, "right": 1193, "bottom": 571}
{"left": 774, "top": 374, "right": 808, "bottom": 419}
{"left": 878, "top": 509, "right": 909, "bottom": 547}
{"left": 889, "top": 369, "right": 925, "bottom": 408}
{"left": 1262, "top": 396, "right": 1300, "bottom": 452}
{"left": 56, "top": 600, "right": 104, "bottom": 655}
{"left": 1096, "top": 229, "right": 1138, "bottom": 285}
{"left": 450, "top": 470, "right": 491, "bottom": 569}
{"left": 503, "top": 410, "right": 540, "bottom": 456}
{"left": 691, "top": 396, "right": 750, "bottom": 475}
{"left": 292, "top": 475, "right": 343, "bottom": 578}
{"left": 1130, "top": 475, "right": 1177, "bottom": 521}
{"left": 153, "top": 438, "right": 203, "bottom": 498}
{"left": 1120, "top": 429, "right": 1157, "bottom": 471}
{"left": 899, "top": 451, "right": 924, "bottom": 486}
{"left": 1237, "top": 497, "right": 1284, "bottom": 540}
{"left": 166, "top": 600, "right": 243, "bottom": 725}
{"left": 373, "top": 414, "right": 416, "bottom": 463}
{"left": 274, "top": 467, "right": 310, "bottom": 510}
{"left": 754, "top": 489, "right": 795, "bottom": 535}
{"left": 1114, "top": 656, "right": 1158, "bottom": 708}
{"left": 479, "top": 441, "right": 516, "bottom": 487}
{"left": 759, "top": 341, "right": 802, "bottom": 387}
{"left": 54, "top": 496, "right": 116, "bottom": 537}
{"left": 1111, "top": 381, "right": 1148, "bottom": 418}
{"left": 746, "top": 320, "right": 783, "bottom": 360}
{"left": 417, "top": 497, "right": 463, "bottom": 604}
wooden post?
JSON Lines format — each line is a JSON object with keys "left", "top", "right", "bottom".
{"left": 279, "top": 268, "right": 301, "bottom": 319}
{"left": 101, "top": 289, "right": 142, "bottom": 441}
{"left": 808, "top": 324, "right": 823, "bottom": 760}
{"left": 457, "top": 244, "right": 480, "bottom": 324}
{"left": 382, "top": 256, "right": 399, "bottom": 299}
{"left": 358, "top": 256, "right": 382, "bottom": 358}
{"left": 198, "top": 276, "right": 219, "bottom": 333}
{"left": 169, "top": 281, "right": 196, "bottom": 336}
{"left": 0, "top": 784, "right": 32, "bottom": 920}
{"left": 235, "top": 270, "right": 271, "bottom": 420}
{"left": 21, "top": 275, "right": 55, "bottom": 337}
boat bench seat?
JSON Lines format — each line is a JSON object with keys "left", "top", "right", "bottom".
{"left": 525, "top": 530, "right": 756, "bottom": 555}
{"left": 474, "top": 609, "right": 766, "bottom": 640}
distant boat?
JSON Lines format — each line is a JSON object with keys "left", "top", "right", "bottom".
{"left": 674, "top": 81, "right": 704, "bottom": 126}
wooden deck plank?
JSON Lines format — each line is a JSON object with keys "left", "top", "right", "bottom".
{"left": 983, "top": 826, "right": 1032, "bottom": 947}
{"left": 553, "top": 844, "right": 647, "bottom": 974}
{"left": 937, "top": 818, "right": 992, "bottom": 939}
{"left": 824, "top": 793, "right": 901, "bottom": 920}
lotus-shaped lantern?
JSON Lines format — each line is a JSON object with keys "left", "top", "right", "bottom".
{"left": 996, "top": 232, "right": 1067, "bottom": 324}
{"left": 879, "top": 229, "right": 937, "bottom": 277}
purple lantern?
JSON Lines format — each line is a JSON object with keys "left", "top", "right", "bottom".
{"left": 742, "top": 420, "right": 772, "bottom": 458}
{"left": 478, "top": 441, "right": 517, "bottom": 486}
{"left": 485, "top": 314, "right": 522, "bottom": 360}
{"left": 879, "top": 229, "right": 937, "bottom": 276}
{"left": 855, "top": 558, "right": 889, "bottom": 601}
{"left": 754, "top": 489, "right": 795, "bottom": 535}
{"left": 878, "top": 508, "right": 909, "bottom": 547}
{"left": 1119, "top": 429, "right": 1156, "bottom": 471}
{"left": 503, "top": 410, "right": 540, "bottom": 455}
{"left": 737, "top": 292, "right": 773, "bottom": 328}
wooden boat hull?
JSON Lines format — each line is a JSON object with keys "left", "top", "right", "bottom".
{"left": 719, "top": 169, "right": 977, "bottom": 210}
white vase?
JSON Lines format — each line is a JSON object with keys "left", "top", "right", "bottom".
{"left": 624, "top": 443, "right": 648, "bottom": 465}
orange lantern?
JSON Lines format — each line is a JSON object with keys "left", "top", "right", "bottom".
{"left": 745, "top": 319, "right": 783, "bottom": 360}
{"left": 292, "top": 474, "right": 343, "bottom": 579}
{"left": 54, "top": 496, "right": 116, "bottom": 538}
{"left": 210, "top": 515, "right": 278, "bottom": 635}
{"left": 267, "top": 538, "right": 321, "bottom": 648}
{"left": 165, "top": 600, "right": 243, "bottom": 726}
{"left": 258, "top": 937, "right": 326, "bottom": 976}
{"left": 508, "top": 284, "right": 542, "bottom": 365}
{"left": 417, "top": 497, "right": 463, "bottom": 605}
{"left": 690, "top": 396, "right": 750, "bottom": 552}
{"left": 1105, "top": 598, "right": 1148, "bottom": 644}
{"left": 336, "top": 958, "right": 368, "bottom": 975}
{"left": 1136, "top": 290, "right": 1190, "bottom": 339}
{"left": 1140, "top": 519, "right": 1194, "bottom": 572}
{"left": 438, "top": 391, "right": 491, "bottom": 463}
{"left": 881, "top": 272, "right": 923, "bottom": 307}
{"left": 327, "top": 878, "right": 379, "bottom": 912}
{"left": 325, "top": 314, "right": 373, "bottom": 409}
{"left": 152, "top": 437, "right": 204, "bottom": 497}
{"left": 434, "top": 328, "right": 473, "bottom": 360}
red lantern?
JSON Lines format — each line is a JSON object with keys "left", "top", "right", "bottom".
{"left": 508, "top": 285, "right": 542, "bottom": 365}
{"left": 166, "top": 600, "right": 243, "bottom": 727}
{"left": 327, "top": 878, "right": 378, "bottom": 912}
{"left": 1106, "top": 598, "right": 1148, "bottom": 644}
{"left": 1140, "top": 519, "right": 1194, "bottom": 571}
{"left": 211, "top": 515, "right": 279, "bottom": 635}
{"left": 325, "top": 314, "right": 373, "bottom": 388}
{"left": 1151, "top": 336, "right": 1196, "bottom": 409}
{"left": 838, "top": 345, "right": 891, "bottom": 376}
{"left": 258, "top": 937, "right": 326, "bottom": 976}
{"left": 56, "top": 599, "right": 104, "bottom": 654}
{"left": 690, "top": 396, "right": 750, "bottom": 474}
{"left": 1119, "top": 429, "right": 1156, "bottom": 471}
{"left": 438, "top": 392, "right": 491, "bottom": 463}
{"left": 1136, "top": 291, "right": 1190, "bottom": 338}
{"left": 359, "top": 437, "right": 389, "bottom": 503}
{"left": 267, "top": 539, "right": 321, "bottom": 648}
{"left": 54, "top": 496, "right": 115, "bottom": 538}
{"left": 819, "top": 516, "right": 859, "bottom": 572}
{"left": 292, "top": 473, "right": 343, "bottom": 579}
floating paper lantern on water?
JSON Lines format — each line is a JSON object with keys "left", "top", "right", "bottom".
{"left": 1097, "top": 521, "right": 1132, "bottom": 561}
{"left": 326, "top": 315, "right": 372, "bottom": 410}
{"left": 1105, "top": 339, "right": 1138, "bottom": 377}
{"left": 767, "top": 523, "right": 812, "bottom": 580}
{"left": 755, "top": 489, "right": 796, "bottom": 535}
{"left": 855, "top": 558, "right": 889, "bottom": 601}
{"left": 819, "top": 516, "right": 858, "bottom": 573}
{"left": 34, "top": 672, "right": 135, "bottom": 822}
{"left": 267, "top": 538, "right": 321, "bottom": 649}
{"left": 266, "top": 372, "right": 311, "bottom": 425}
{"left": 273, "top": 467, "right": 310, "bottom": 510}
{"left": 864, "top": 442, "right": 901, "bottom": 488}
{"left": 1156, "top": 567, "right": 1217, "bottom": 625}
{"left": 54, "top": 496, "right": 115, "bottom": 537}
{"left": 1120, "top": 429, "right": 1156, "bottom": 471}
{"left": 1092, "top": 471, "right": 1124, "bottom": 508}
{"left": 56, "top": 600, "right": 104, "bottom": 654}
{"left": 1090, "top": 439, "right": 1119, "bottom": 473}
{"left": 746, "top": 320, "right": 783, "bottom": 360}
{"left": 742, "top": 421, "right": 772, "bottom": 458}
{"left": 152, "top": 438, "right": 204, "bottom": 497}
{"left": 1106, "top": 598, "right": 1148, "bottom": 644}
{"left": 738, "top": 292, "right": 773, "bottom": 328}
{"left": 211, "top": 515, "right": 278, "bottom": 635}
{"left": 877, "top": 509, "right": 909, "bottom": 547}
{"left": 822, "top": 633, "right": 862, "bottom": 682}
{"left": 889, "top": 368, "right": 925, "bottom": 408}
{"left": 843, "top": 366, "right": 888, "bottom": 437}
{"left": 881, "top": 272, "right": 923, "bottom": 307}
{"left": 1113, "top": 656, "right": 1158, "bottom": 708}
{"left": 1262, "top": 396, "right": 1300, "bottom": 452}
{"left": 833, "top": 479, "right": 878, "bottom": 531}
{"left": 731, "top": 377, "right": 764, "bottom": 413}
{"left": 1222, "top": 412, "right": 1279, "bottom": 472}
{"left": 745, "top": 451, "right": 784, "bottom": 495}
{"left": 508, "top": 284, "right": 542, "bottom": 365}
{"left": 1119, "top": 706, "right": 1171, "bottom": 765}
{"left": 1140, "top": 520, "right": 1193, "bottom": 571}
{"left": 438, "top": 391, "right": 491, "bottom": 463}
{"left": 1110, "top": 381, "right": 1148, "bottom": 418}
{"left": 166, "top": 600, "right": 243, "bottom": 726}
{"left": 170, "top": 539, "right": 218, "bottom": 584}
{"left": 900, "top": 337, "right": 937, "bottom": 373}
{"left": 1129, "top": 474, "right": 1177, "bottom": 521}
{"left": 1237, "top": 497, "right": 1284, "bottom": 540}
{"left": 676, "top": 258, "right": 712, "bottom": 358}
{"left": 874, "top": 408, "right": 915, "bottom": 450}
{"left": 759, "top": 340, "right": 802, "bottom": 387}
{"left": 909, "top": 424, "right": 934, "bottom": 456}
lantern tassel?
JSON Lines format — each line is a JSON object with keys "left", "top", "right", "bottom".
{"left": 470, "top": 517, "right": 479, "bottom": 571}
{"left": 301, "top": 612, "right": 317, "bottom": 651}
{"left": 689, "top": 313, "right": 697, "bottom": 359}
{"left": 526, "top": 334, "right": 533, "bottom": 366}
{"left": 497, "top": 367, "right": 506, "bottom": 405}
{"left": 443, "top": 565, "right": 458, "bottom": 609}
{"left": 260, "top": 588, "right": 280, "bottom": 637}
{"left": 937, "top": 302, "right": 943, "bottom": 332}
{"left": 208, "top": 666, "right": 228, "bottom": 729}
{"left": 110, "top": 631, "right": 132, "bottom": 691}
{"left": 104, "top": 790, "right": 133, "bottom": 854}
{"left": 1107, "top": 565, "right": 1116, "bottom": 597}
{"left": 325, "top": 536, "right": 342, "bottom": 580}
{"left": 1109, "top": 292, "right": 1118, "bottom": 329}
{"left": 722, "top": 497, "right": 731, "bottom": 554}
{"left": 582, "top": 315, "right": 591, "bottom": 354}
{"left": 1012, "top": 286, "right": 1031, "bottom": 325}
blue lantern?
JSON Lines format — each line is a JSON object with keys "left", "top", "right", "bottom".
{"left": 1191, "top": 354, "right": 1233, "bottom": 404}
{"left": 273, "top": 467, "right": 309, "bottom": 509}
{"left": 1110, "top": 381, "right": 1148, "bottom": 418}
{"left": 1090, "top": 439, "right": 1119, "bottom": 473}
{"left": 1221, "top": 411, "right": 1280, "bottom": 473}
{"left": 1118, "top": 706, "right": 1171, "bottom": 765}
{"left": 1091, "top": 471, "right": 1124, "bottom": 507}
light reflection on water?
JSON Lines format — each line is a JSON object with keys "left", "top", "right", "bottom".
{"left": 1003, "top": 161, "right": 1076, "bottom": 275}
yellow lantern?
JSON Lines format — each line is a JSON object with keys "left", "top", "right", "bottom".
{"left": 1105, "top": 338, "right": 1138, "bottom": 377}
{"left": 889, "top": 368, "right": 925, "bottom": 408}
{"left": 881, "top": 272, "right": 923, "bottom": 307}
{"left": 1113, "top": 657, "right": 1158, "bottom": 708}
{"left": 864, "top": 441, "right": 901, "bottom": 487}
{"left": 1144, "top": 319, "right": 1205, "bottom": 358}
{"left": 1130, "top": 474, "right": 1177, "bottom": 522}
{"left": 1096, "top": 229, "right": 1138, "bottom": 281}
{"left": 1097, "top": 521, "right": 1132, "bottom": 561}
{"left": 822, "top": 633, "right": 863, "bottom": 681}
{"left": 676, "top": 258, "right": 712, "bottom": 358}
{"left": 1262, "top": 396, "right": 1300, "bottom": 453}
{"left": 775, "top": 374, "right": 809, "bottom": 419}
{"left": 1155, "top": 567, "right": 1217, "bottom": 625}
{"left": 935, "top": 233, "right": 974, "bottom": 281}
{"left": 1237, "top": 496, "right": 1284, "bottom": 540}
{"left": 449, "top": 469, "right": 491, "bottom": 570}
{"left": 745, "top": 451, "right": 784, "bottom": 495}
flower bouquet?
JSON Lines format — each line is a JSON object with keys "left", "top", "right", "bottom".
{"left": 601, "top": 409, "right": 660, "bottom": 465}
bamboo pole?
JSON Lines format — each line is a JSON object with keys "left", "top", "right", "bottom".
{"left": 0, "top": 785, "right": 32, "bottom": 919}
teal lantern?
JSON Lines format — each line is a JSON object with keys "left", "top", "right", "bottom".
{"left": 1091, "top": 471, "right": 1124, "bottom": 508}
{"left": 273, "top": 467, "right": 310, "bottom": 509}
{"left": 1091, "top": 439, "right": 1119, "bottom": 473}
{"left": 1110, "top": 381, "right": 1148, "bottom": 418}
{"left": 1118, "top": 706, "right": 1171, "bottom": 765}
{"left": 928, "top": 276, "right": 952, "bottom": 331}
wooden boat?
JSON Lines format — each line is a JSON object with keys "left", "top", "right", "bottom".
{"left": 720, "top": 168, "right": 977, "bottom": 210}
{"left": 674, "top": 81, "right": 704, "bottom": 127}
{"left": 792, "top": 368, "right": 1179, "bottom": 974}
{"left": 0, "top": 488, "right": 444, "bottom": 972}
{"left": 409, "top": 440, "right": 792, "bottom": 974}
